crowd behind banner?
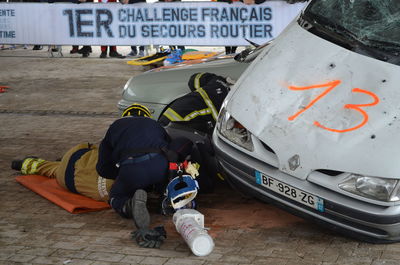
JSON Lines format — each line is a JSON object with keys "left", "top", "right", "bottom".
{"left": 0, "top": 1, "right": 306, "bottom": 47}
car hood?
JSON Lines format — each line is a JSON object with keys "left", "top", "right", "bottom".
{"left": 228, "top": 21, "right": 400, "bottom": 179}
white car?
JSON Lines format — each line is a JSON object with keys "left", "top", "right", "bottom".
{"left": 213, "top": 0, "right": 400, "bottom": 242}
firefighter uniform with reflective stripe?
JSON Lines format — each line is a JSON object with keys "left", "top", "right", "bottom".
{"left": 159, "top": 73, "right": 230, "bottom": 134}
{"left": 20, "top": 143, "right": 114, "bottom": 202}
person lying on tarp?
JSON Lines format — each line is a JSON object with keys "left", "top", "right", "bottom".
{"left": 11, "top": 103, "right": 210, "bottom": 248}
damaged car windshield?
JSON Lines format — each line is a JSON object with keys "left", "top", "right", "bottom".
{"left": 303, "top": 0, "right": 400, "bottom": 63}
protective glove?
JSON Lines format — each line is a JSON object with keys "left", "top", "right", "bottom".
{"left": 185, "top": 162, "right": 200, "bottom": 178}
{"left": 131, "top": 226, "right": 167, "bottom": 248}
{"left": 225, "top": 76, "right": 236, "bottom": 85}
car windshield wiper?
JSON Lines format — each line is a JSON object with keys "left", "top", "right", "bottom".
{"left": 234, "top": 47, "right": 254, "bottom": 62}
{"left": 234, "top": 39, "right": 258, "bottom": 62}
{"left": 360, "top": 37, "right": 400, "bottom": 54}
{"left": 234, "top": 40, "right": 271, "bottom": 62}
{"left": 303, "top": 12, "right": 359, "bottom": 43}
{"left": 245, "top": 38, "right": 260, "bottom": 48}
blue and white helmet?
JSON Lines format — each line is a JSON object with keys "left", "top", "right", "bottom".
{"left": 165, "top": 175, "right": 199, "bottom": 209}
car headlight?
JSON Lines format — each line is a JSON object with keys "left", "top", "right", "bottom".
{"left": 339, "top": 174, "right": 400, "bottom": 202}
{"left": 217, "top": 106, "right": 253, "bottom": 151}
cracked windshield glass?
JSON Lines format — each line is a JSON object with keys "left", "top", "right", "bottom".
{"left": 305, "top": 0, "right": 400, "bottom": 58}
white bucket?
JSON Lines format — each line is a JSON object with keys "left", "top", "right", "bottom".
{"left": 173, "top": 209, "right": 214, "bottom": 256}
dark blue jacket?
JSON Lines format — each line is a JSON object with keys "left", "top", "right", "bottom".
{"left": 96, "top": 116, "right": 169, "bottom": 180}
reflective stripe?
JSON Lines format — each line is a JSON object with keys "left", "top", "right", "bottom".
{"left": 163, "top": 106, "right": 212, "bottom": 122}
{"left": 197, "top": 87, "right": 219, "bottom": 121}
{"left": 163, "top": 108, "right": 185, "bottom": 121}
{"left": 97, "top": 176, "right": 108, "bottom": 198}
{"left": 21, "top": 158, "right": 44, "bottom": 174}
{"left": 21, "top": 158, "right": 32, "bottom": 174}
{"left": 194, "top": 73, "right": 204, "bottom": 90}
{"left": 29, "top": 159, "right": 43, "bottom": 174}
{"left": 183, "top": 108, "right": 211, "bottom": 121}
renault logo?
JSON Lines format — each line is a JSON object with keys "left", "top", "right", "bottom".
{"left": 288, "top": 155, "right": 300, "bottom": 171}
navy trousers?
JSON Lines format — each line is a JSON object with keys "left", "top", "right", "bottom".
{"left": 109, "top": 153, "right": 168, "bottom": 217}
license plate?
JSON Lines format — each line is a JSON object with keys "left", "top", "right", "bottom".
{"left": 255, "top": 171, "right": 324, "bottom": 212}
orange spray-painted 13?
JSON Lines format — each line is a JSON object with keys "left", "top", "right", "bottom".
{"left": 288, "top": 80, "right": 380, "bottom": 133}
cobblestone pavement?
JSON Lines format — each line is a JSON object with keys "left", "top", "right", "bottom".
{"left": 1, "top": 46, "right": 400, "bottom": 265}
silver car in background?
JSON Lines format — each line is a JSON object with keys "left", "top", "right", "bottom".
{"left": 117, "top": 44, "right": 268, "bottom": 119}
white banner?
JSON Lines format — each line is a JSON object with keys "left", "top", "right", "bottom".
{"left": 0, "top": 2, "right": 306, "bottom": 46}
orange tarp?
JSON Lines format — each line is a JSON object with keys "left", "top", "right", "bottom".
{"left": 16, "top": 175, "right": 110, "bottom": 214}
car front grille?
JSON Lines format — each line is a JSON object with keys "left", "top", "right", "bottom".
{"left": 315, "top": 169, "right": 344, "bottom": 176}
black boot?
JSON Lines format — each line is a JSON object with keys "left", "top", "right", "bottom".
{"left": 11, "top": 156, "right": 42, "bottom": 174}
{"left": 123, "top": 189, "right": 150, "bottom": 229}
{"left": 70, "top": 46, "right": 79, "bottom": 54}
{"left": 11, "top": 160, "right": 23, "bottom": 171}
{"left": 78, "top": 46, "right": 91, "bottom": 54}
{"left": 109, "top": 50, "right": 126, "bottom": 59}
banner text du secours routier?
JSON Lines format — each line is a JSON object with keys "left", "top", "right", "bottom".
{"left": 63, "top": 6, "right": 274, "bottom": 39}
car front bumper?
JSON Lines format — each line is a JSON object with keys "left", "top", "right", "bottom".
{"left": 212, "top": 131, "right": 400, "bottom": 243}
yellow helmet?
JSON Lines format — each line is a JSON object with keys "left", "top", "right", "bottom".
{"left": 121, "top": 103, "right": 152, "bottom": 118}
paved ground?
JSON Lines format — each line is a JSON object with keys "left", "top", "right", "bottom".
{"left": 1, "top": 45, "right": 400, "bottom": 265}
